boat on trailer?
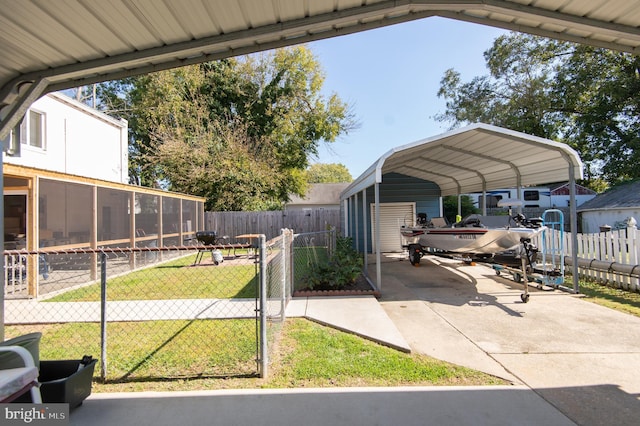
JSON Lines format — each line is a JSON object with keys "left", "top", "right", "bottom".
{"left": 400, "top": 213, "right": 545, "bottom": 265}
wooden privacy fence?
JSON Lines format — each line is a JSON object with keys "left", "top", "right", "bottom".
{"left": 205, "top": 210, "right": 341, "bottom": 241}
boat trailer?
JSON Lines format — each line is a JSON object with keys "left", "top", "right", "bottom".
{"left": 490, "top": 210, "right": 566, "bottom": 303}
{"left": 490, "top": 238, "right": 562, "bottom": 303}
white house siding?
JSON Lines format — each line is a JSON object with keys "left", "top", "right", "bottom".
{"left": 580, "top": 208, "right": 640, "bottom": 233}
{"left": 4, "top": 92, "right": 128, "bottom": 184}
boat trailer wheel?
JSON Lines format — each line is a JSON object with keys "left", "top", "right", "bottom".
{"left": 408, "top": 244, "right": 422, "bottom": 266}
{"left": 520, "top": 293, "right": 530, "bottom": 303}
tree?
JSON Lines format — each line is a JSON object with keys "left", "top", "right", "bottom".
{"left": 436, "top": 34, "right": 562, "bottom": 139}
{"left": 436, "top": 32, "right": 640, "bottom": 187}
{"left": 94, "top": 46, "right": 357, "bottom": 210}
{"left": 553, "top": 45, "right": 640, "bottom": 183}
{"left": 306, "top": 163, "right": 352, "bottom": 183}
{"left": 443, "top": 195, "right": 479, "bottom": 224}
{"left": 89, "top": 77, "right": 150, "bottom": 186}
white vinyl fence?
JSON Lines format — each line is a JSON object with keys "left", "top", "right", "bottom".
{"left": 540, "top": 224, "right": 640, "bottom": 291}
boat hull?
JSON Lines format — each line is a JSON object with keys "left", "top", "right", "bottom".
{"left": 400, "top": 226, "right": 543, "bottom": 254}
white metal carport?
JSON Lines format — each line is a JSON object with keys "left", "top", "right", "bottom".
{"left": 341, "top": 123, "right": 584, "bottom": 292}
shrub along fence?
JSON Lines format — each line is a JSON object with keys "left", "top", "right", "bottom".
{"left": 2, "top": 230, "right": 293, "bottom": 382}
{"left": 291, "top": 229, "right": 337, "bottom": 292}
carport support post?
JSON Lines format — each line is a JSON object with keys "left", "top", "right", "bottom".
{"left": 481, "top": 188, "right": 487, "bottom": 215}
{"left": 375, "top": 183, "right": 382, "bottom": 291}
{"left": 258, "top": 234, "right": 268, "bottom": 378}
{"left": 362, "top": 189, "right": 368, "bottom": 272}
{"left": 569, "top": 169, "right": 580, "bottom": 293}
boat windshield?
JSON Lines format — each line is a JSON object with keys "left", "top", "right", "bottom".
{"left": 456, "top": 214, "right": 511, "bottom": 228}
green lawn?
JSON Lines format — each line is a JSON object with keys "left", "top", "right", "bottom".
{"left": 577, "top": 279, "right": 640, "bottom": 317}
{"left": 6, "top": 319, "right": 257, "bottom": 381}
{"left": 47, "top": 254, "right": 258, "bottom": 301}
{"left": 263, "top": 319, "right": 504, "bottom": 388}
{"left": 5, "top": 318, "right": 505, "bottom": 393}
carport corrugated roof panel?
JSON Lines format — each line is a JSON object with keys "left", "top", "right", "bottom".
{"left": 3, "top": 0, "right": 640, "bottom": 113}
{"left": 341, "top": 123, "right": 583, "bottom": 199}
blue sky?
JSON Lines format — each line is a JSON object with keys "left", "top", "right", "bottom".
{"left": 308, "top": 17, "right": 508, "bottom": 179}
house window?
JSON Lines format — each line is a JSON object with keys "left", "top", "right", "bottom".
{"left": 23, "top": 110, "right": 45, "bottom": 149}
{"left": 28, "top": 110, "right": 44, "bottom": 148}
{"left": 1, "top": 110, "right": 44, "bottom": 154}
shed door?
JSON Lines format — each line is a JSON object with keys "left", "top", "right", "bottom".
{"left": 371, "top": 202, "right": 415, "bottom": 252}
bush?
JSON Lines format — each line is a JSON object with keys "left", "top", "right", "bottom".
{"left": 301, "top": 237, "right": 363, "bottom": 290}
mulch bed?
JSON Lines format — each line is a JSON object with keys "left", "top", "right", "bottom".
{"left": 293, "top": 275, "right": 380, "bottom": 298}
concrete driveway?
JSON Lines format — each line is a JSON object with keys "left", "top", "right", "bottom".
{"left": 375, "top": 254, "right": 640, "bottom": 426}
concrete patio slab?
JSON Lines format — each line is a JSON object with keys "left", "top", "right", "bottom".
{"left": 71, "top": 385, "right": 575, "bottom": 426}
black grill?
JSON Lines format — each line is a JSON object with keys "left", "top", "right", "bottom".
{"left": 195, "top": 231, "right": 218, "bottom": 245}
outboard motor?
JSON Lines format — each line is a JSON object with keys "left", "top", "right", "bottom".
{"left": 512, "top": 238, "right": 539, "bottom": 267}
{"left": 512, "top": 213, "right": 527, "bottom": 227}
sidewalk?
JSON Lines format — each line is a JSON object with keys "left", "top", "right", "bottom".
{"left": 5, "top": 298, "right": 256, "bottom": 323}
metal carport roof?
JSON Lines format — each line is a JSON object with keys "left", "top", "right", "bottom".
{"left": 341, "top": 123, "right": 583, "bottom": 200}
{"left": 3, "top": 0, "right": 640, "bottom": 138}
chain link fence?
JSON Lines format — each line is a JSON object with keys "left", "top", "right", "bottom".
{"left": 3, "top": 231, "right": 293, "bottom": 382}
